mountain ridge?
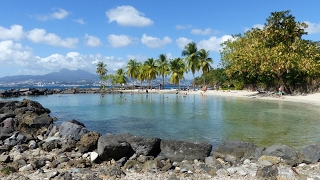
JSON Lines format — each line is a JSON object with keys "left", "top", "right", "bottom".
{"left": 0, "top": 68, "right": 99, "bottom": 84}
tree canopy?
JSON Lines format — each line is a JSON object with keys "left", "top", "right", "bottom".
{"left": 220, "top": 10, "right": 320, "bottom": 93}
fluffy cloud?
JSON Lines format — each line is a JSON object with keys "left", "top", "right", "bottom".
{"left": 176, "top": 37, "right": 193, "bottom": 49}
{"left": 108, "top": 34, "right": 132, "bottom": 47}
{"left": 191, "top": 28, "right": 212, "bottom": 35}
{"left": 0, "top": 40, "right": 33, "bottom": 64}
{"left": 26, "top": 28, "right": 78, "bottom": 48}
{"left": 305, "top": 21, "right": 320, "bottom": 34}
{"left": 0, "top": 25, "right": 24, "bottom": 41}
{"left": 35, "top": 8, "right": 70, "bottom": 21}
{"left": 84, "top": 34, "right": 102, "bottom": 47}
{"left": 141, "top": 34, "right": 172, "bottom": 48}
{"left": 198, "top": 35, "right": 233, "bottom": 52}
{"left": 106, "top": 6, "right": 153, "bottom": 27}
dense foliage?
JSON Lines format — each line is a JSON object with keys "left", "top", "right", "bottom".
{"left": 220, "top": 10, "right": 320, "bottom": 93}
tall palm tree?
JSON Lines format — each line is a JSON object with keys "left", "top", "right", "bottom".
{"left": 182, "top": 42, "right": 200, "bottom": 90}
{"left": 126, "top": 59, "right": 139, "bottom": 90}
{"left": 198, "top": 49, "right": 213, "bottom": 85}
{"left": 136, "top": 62, "right": 145, "bottom": 87}
{"left": 144, "top": 58, "right": 158, "bottom": 89}
{"left": 156, "top": 54, "right": 170, "bottom": 90}
{"left": 169, "top": 58, "right": 185, "bottom": 90}
{"left": 96, "top": 61, "right": 108, "bottom": 90}
{"left": 116, "top": 68, "right": 127, "bottom": 88}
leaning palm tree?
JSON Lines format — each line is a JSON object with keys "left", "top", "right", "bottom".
{"left": 126, "top": 59, "right": 139, "bottom": 90}
{"left": 182, "top": 42, "right": 200, "bottom": 90}
{"left": 198, "top": 49, "right": 213, "bottom": 85}
{"left": 156, "top": 54, "right": 170, "bottom": 90}
{"left": 144, "top": 58, "right": 158, "bottom": 89}
{"left": 169, "top": 58, "right": 185, "bottom": 90}
{"left": 96, "top": 61, "right": 108, "bottom": 90}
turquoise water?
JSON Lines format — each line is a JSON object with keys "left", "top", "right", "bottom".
{"left": 2, "top": 93, "right": 320, "bottom": 149}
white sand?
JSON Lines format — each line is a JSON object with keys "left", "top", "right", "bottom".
{"left": 122, "top": 89, "right": 320, "bottom": 106}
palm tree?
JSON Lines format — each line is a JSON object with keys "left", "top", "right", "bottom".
{"left": 126, "top": 59, "right": 139, "bottom": 90}
{"left": 156, "top": 54, "right": 170, "bottom": 90}
{"left": 96, "top": 61, "right": 108, "bottom": 90}
{"left": 116, "top": 68, "right": 127, "bottom": 88}
{"left": 169, "top": 58, "right": 185, "bottom": 90}
{"left": 136, "top": 62, "right": 146, "bottom": 87}
{"left": 182, "top": 42, "right": 200, "bottom": 90}
{"left": 198, "top": 49, "right": 213, "bottom": 85}
{"left": 144, "top": 58, "right": 158, "bottom": 89}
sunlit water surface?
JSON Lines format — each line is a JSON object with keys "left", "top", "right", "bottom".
{"left": 3, "top": 93, "right": 320, "bottom": 149}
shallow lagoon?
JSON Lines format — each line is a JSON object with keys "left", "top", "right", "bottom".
{"left": 3, "top": 93, "right": 320, "bottom": 149}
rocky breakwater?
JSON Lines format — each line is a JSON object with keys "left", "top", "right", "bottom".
{"left": 0, "top": 99, "right": 320, "bottom": 179}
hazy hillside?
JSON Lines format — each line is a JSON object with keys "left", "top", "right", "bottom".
{"left": 0, "top": 68, "right": 99, "bottom": 83}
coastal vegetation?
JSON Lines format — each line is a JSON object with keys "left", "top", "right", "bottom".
{"left": 96, "top": 10, "right": 320, "bottom": 94}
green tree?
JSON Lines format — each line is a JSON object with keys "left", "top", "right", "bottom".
{"left": 96, "top": 61, "right": 108, "bottom": 90}
{"left": 169, "top": 58, "right": 185, "bottom": 89}
{"left": 136, "top": 62, "right": 146, "bottom": 86}
{"left": 182, "top": 42, "right": 200, "bottom": 90}
{"left": 156, "top": 54, "right": 170, "bottom": 89}
{"left": 198, "top": 49, "right": 213, "bottom": 85}
{"left": 115, "top": 68, "right": 127, "bottom": 88}
{"left": 126, "top": 59, "right": 139, "bottom": 90}
{"left": 221, "top": 10, "right": 320, "bottom": 94}
{"left": 144, "top": 58, "right": 158, "bottom": 88}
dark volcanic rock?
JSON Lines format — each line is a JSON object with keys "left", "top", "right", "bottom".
{"left": 160, "top": 139, "right": 212, "bottom": 162}
{"left": 213, "top": 141, "right": 257, "bottom": 161}
{"left": 97, "top": 134, "right": 130, "bottom": 161}
{"left": 298, "top": 143, "right": 320, "bottom": 164}
{"left": 76, "top": 131, "right": 101, "bottom": 153}
{"left": 119, "top": 133, "right": 161, "bottom": 157}
{"left": 262, "top": 144, "right": 298, "bottom": 166}
{"left": 59, "top": 120, "right": 89, "bottom": 141}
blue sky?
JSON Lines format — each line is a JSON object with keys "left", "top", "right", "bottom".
{"left": 1, "top": 1, "right": 320, "bottom": 80}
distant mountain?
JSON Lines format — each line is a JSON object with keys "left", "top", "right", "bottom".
{"left": 0, "top": 68, "right": 99, "bottom": 84}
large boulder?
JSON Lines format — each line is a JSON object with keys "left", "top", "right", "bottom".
{"left": 298, "top": 143, "right": 320, "bottom": 164}
{"left": 97, "top": 134, "right": 130, "bottom": 161}
{"left": 59, "top": 120, "right": 89, "bottom": 141}
{"left": 213, "top": 141, "right": 257, "bottom": 161}
{"left": 76, "top": 131, "right": 101, "bottom": 153}
{"left": 160, "top": 140, "right": 212, "bottom": 162}
{"left": 262, "top": 145, "right": 298, "bottom": 166}
{"left": 119, "top": 133, "right": 161, "bottom": 157}
{"left": 16, "top": 112, "right": 53, "bottom": 137}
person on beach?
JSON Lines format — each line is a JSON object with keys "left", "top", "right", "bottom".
{"left": 278, "top": 85, "right": 283, "bottom": 97}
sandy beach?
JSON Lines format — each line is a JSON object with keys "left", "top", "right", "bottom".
{"left": 122, "top": 89, "right": 320, "bottom": 107}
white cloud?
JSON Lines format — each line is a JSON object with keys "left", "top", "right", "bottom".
{"left": 245, "top": 24, "right": 264, "bottom": 32}
{"left": 106, "top": 5, "right": 153, "bottom": 27}
{"left": 141, "top": 34, "right": 172, "bottom": 48}
{"left": 175, "top": 24, "right": 193, "bottom": 30}
{"left": 0, "top": 40, "right": 33, "bottom": 64}
{"left": 191, "top": 28, "right": 212, "bottom": 35}
{"left": 84, "top": 34, "right": 102, "bottom": 47}
{"left": 0, "top": 41, "right": 128, "bottom": 77}
{"left": 108, "top": 34, "right": 132, "bottom": 47}
{"left": 305, "top": 21, "right": 320, "bottom": 34}
{"left": 26, "top": 28, "right": 78, "bottom": 48}
{"left": 0, "top": 25, "right": 24, "bottom": 41}
{"left": 35, "top": 8, "right": 70, "bottom": 21}
{"left": 74, "top": 18, "right": 86, "bottom": 25}
{"left": 198, "top": 35, "right": 233, "bottom": 52}
{"left": 176, "top": 37, "right": 192, "bottom": 49}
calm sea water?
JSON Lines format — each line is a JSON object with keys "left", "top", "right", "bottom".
{"left": 2, "top": 93, "right": 320, "bottom": 149}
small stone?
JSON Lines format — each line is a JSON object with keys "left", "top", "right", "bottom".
{"left": 90, "top": 152, "right": 99, "bottom": 163}
{"left": 19, "top": 164, "right": 33, "bottom": 172}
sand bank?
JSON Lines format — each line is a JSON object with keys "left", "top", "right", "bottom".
{"left": 122, "top": 89, "right": 320, "bottom": 106}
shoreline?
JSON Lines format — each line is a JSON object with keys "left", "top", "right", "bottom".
{"left": 121, "top": 89, "right": 320, "bottom": 107}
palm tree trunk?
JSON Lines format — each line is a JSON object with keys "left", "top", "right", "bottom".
{"left": 162, "top": 75, "right": 165, "bottom": 90}
{"left": 193, "top": 73, "right": 195, "bottom": 90}
{"left": 132, "top": 78, "right": 134, "bottom": 90}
